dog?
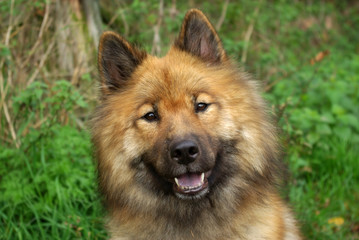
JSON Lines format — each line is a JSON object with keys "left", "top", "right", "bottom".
{"left": 92, "top": 8, "right": 302, "bottom": 240}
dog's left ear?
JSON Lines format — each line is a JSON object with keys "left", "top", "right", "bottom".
{"left": 174, "top": 9, "right": 227, "bottom": 63}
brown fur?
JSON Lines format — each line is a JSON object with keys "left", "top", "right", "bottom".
{"left": 92, "top": 9, "right": 302, "bottom": 240}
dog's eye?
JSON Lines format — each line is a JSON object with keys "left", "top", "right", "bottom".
{"left": 195, "top": 102, "right": 209, "bottom": 113}
{"left": 142, "top": 112, "right": 158, "bottom": 122}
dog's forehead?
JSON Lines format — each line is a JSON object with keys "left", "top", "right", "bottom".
{"left": 133, "top": 53, "right": 210, "bottom": 101}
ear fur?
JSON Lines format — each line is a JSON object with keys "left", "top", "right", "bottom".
{"left": 174, "top": 9, "right": 227, "bottom": 63}
{"left": 98, "top": 31, "right": 147, "bottom": 95}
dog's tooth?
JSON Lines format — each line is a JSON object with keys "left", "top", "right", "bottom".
{"left": 201, "top": 172, "right": 204, "bottom": 183}
{"left": 174, "top": 178, "right": 179, "bottom": 187}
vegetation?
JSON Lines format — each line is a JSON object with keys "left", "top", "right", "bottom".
{"left": 1, "top": 0, "right": 358, "bottom": 239}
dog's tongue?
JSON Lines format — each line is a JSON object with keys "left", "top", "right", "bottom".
{"left": 176, "top": 173, "right": 203, "bottom": 187}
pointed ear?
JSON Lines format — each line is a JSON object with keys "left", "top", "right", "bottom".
{"left": 98, "top": 31, "right": 147, "bottom": 94}
{"left": 174, "top": 9, "right": 227, "bottom": 63}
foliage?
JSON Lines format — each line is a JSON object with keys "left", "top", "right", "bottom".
{"left": 0, "top": 81, "right": 106, "bottom": 239}
{"left": 1, "top": 0, "right": 358, "bottom": 239}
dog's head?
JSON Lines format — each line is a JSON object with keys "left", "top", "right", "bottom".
{"left": 93, "top": 9, "right": 281, "bottom": 206}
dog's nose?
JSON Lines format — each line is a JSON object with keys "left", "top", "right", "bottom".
{"left": 170, "top": 140, "right": 199, "bottom": 165}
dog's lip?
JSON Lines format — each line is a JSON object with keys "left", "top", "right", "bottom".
{"left": 172, "top": 170, "right": 211, "bottom": 195}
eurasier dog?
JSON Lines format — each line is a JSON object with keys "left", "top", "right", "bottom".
{"left": 92, "top": 8, "right": 302, "bottom": 240}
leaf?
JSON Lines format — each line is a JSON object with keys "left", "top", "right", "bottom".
{"left": 300, "top": 166, "right": 312, "bottom": 173}
{"left": 0, "top": 43, "right": 11, "bottom": 57}
{"left": 331, "top": 104, "right": 346, "bottom": 116}
{"left": 306, "top": 132, "right": 320, "bottom": 145}
{"left": 333, "top": 126, "right": 351, "bottom": 140}
{"left": 338, "top": 114, "right": 359, "bottom": 131}
{"left": 315, "top": 123, "right": 332, "bottom": 135}
{"left": 352, "top": 223, "right": 359, "bottom": 233}
{"left": 328, "top": 217, "right": 344, "bottom": 226}
{"left": 320, "top": 113, "right": 335, "bottom": 124}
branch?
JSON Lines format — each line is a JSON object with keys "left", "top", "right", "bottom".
{"left": 22, "top": 0, "right": 51, "bottom": 68}
{"left": 151, "top": 0, "right": 164, "bottom": 55}
{"left": 109, "top": 7, "right": 129, "bottom": 38}
{"left": 169, "top": 0, "right": 178, "bottom": 19}
{"left": 241, "top": 1, "right": 262, "bottom": 64}
{"left": 0, "top": 0, "right": 19, "bottom": 148}
{"left": 27, "top": 39, "right": 55, "bottom": 87}
{"left": 216, "top": 0, "right": 230, "bottom": 31}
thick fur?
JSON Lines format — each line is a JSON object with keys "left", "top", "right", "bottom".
{"left": 92, "top": 9, "right": 302, "bottom": 240}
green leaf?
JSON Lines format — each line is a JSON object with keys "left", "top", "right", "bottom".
{"left": 306, "top": 132, "right": 320, "bottom": 145}
{"left": 316, "top": 123, "right": 332, "bottom": 135}
{"left": 333, "top": 126, "right": 352, "bottom": 140}
{"left": 338, "top": 114, "right": 359, "bottom": 131}
{"left": 332, "top": 104, "right": 346, "bottom": 116}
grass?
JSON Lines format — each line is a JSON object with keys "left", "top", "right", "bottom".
{"left": 0, "top": 126, "right": 107, "bottom": 239}
{"left": 1, "top": 0, "right": 358, "bottom": 239}
{"left": 289, "top": 140, "right": 359, "bottom": 239}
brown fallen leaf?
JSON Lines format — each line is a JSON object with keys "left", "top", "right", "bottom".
{"left": 323, "top": 198, "right": 330, "bottom": 208}
{"left": 300, "top": 166, "right": 312, "bottom": 173}
{"left": 351, "top": 223, "right": 359, "bottom": 233}
{"left": 310, "top": 50, "right": 330, "bottom": 65}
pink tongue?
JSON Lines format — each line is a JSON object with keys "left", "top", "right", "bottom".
{"left": 177, "top": 173, "right": 202, "bottom": 187}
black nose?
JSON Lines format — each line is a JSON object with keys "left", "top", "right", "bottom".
{"left": 170, "top": 140, "right": 199, "bottom": 165}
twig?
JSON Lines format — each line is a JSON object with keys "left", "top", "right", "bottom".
{"left": 0, "top": 74, "right": 9, "bottom": 112}
{"left": 27, "top": 40, "right": 55, "bottom": 87}
{"left": 71, "top": 60, "right": 85, "bottom": 85}
{"left": 264, "top": 72, "right": 292, "bottom": 92}
{"left": 75, "top": 116, "right": 86, "bottom": 130}
{"left": 275, "top": 101, "right": 289, "bottom": 124}
{"left": 108, "top": 10, "right": 121, "bottom": 26}
{"left": 241, "top": 1, "right": 262, "bottom": 64}
{"left": 22, "top": 0, "right": 51, "bottom": 68}
{"left": 0, "top": 0, "right": 15, "bottom": 70}
{"left": 0, "top": 73, "right": 19, "bottom": 148}
{"left": 109, "top": 7, "right": 129, "bottom": 38}
{"left": 3, "top": 0, "right": 15, "bottom": 46}
{"left": 120, "top": 9, "right": 129, "bottom": 38}
{"left": 0, "top": 135, "right": 12, "bottom": 144}
{"left": 169, "top": 0, "right": 178, "bottom": 19}
{"left": 216, "top": 0, "right": 230, "bottom": 31}
{"left": 1, "top": 69, "right": 19, "bottom": 148}
{"left": 151, "top": 0, "right": 164, "bottom": 55}
{"left": 0, "top": 0, "right": 19, "bottom": 148}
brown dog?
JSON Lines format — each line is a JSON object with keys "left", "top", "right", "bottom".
{"left": 92, "top": 9, "right": 302, "bottom": 240}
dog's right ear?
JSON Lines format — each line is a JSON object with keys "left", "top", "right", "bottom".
{"left": 98, "top": 31, "right": 147, "bottom": 95}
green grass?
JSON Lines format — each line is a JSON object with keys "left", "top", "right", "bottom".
{"left": 289, "top": 140, "right": 359, "bottom": 239}
{"left": 1, "top": 0, "right": 359, "bottom": 239}
{"left": 0, "top": 126, "right": 107, "bottom": 239}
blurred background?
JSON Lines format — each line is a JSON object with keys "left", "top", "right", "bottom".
{"left": 0, "top": 0, "right": 358, "bottom": 239}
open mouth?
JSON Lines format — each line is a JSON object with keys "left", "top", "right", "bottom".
{"left": 172, "top": 171, "right": 210, "bottom": 198}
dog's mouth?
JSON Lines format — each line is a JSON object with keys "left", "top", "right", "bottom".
{"left": 172, "top": 171, "right": 211, "bottom": 199}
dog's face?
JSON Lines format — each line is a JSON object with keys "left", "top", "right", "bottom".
{"left": 128, "top": 55, "right": 233, "bottom": 200}
{"left": 94, "top": 10, "right": 280, "bottom": 205}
